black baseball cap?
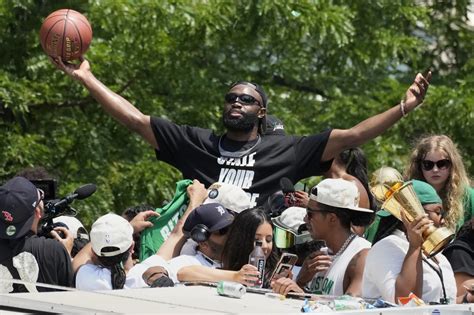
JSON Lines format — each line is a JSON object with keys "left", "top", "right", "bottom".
{"left": 0, "top": 177, "right": 39, "bottom": 239}
{"left": 265, "top": 115, "right": 285, "bottom": 135}
{"left": 183, "top": 203, "right": 234, "bottom": 234}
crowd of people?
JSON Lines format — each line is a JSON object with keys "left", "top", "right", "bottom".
{"left": 1, "top": 60, "right": 473, "bottom": 307}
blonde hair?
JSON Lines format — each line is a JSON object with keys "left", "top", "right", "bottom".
{"left": 405, "top": 135, "right": 471, "bottom": 230}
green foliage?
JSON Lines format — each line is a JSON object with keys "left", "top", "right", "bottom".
{"left": 1, "top": 0, "right": 473, "bottom": 227}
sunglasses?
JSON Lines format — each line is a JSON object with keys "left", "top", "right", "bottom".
{"left": 217, "top": 226, "right": 230, "bottom": 236}
{"left": 224, "top": 93, "right": 261, "bottom": 106}
{"left": 421, "top": 159, "right": 451, "bottom": 171}
{"left": 306, "top": 208, "right": 327, "bottom": 220}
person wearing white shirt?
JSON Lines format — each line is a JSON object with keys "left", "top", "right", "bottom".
{"left": 362, "top": 180, "right": 457, "bottom": 304}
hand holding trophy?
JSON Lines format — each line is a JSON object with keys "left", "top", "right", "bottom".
{"left": 370, "top": 167, "right": 454, "bottom": 257}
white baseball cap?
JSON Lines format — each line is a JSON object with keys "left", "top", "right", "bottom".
{"left": 203, "top": 182, "right": 251, "bottom": 214}
{"left": 309, "top": 178, "right": 373, "bottom": 213}
{"left": 53, "top": 215, "right": 89, "bottom": 240}
{"left": 272, "top": 207, "right": 307, "bottom": 232}
{"left": 90, "top": 213, "right": 133, "bottom": 257}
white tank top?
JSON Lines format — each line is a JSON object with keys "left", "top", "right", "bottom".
{"left": 306, "top": 236, "right": 371, "bottom": 296}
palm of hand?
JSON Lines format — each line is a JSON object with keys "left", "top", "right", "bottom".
{"left": 404, "top": 72, "right": 432, "bottom": 110}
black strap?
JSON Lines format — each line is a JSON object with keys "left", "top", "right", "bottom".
{"left": 422, "top": 257, "right": 448, "bottom": 304}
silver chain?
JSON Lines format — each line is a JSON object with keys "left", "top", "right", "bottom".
{"left": 331, "top": 233, "right": 356, "bottom": 261}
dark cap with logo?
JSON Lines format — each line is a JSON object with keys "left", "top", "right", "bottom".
{"left": 0, "top": 177, "right": 39, "bottom": 239}
{"left": 183, "top": 203, "right": 234, "bottom": 234}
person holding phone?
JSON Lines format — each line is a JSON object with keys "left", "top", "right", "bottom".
{"left": 272, "top": 179, "right": 373, "bottom": 297}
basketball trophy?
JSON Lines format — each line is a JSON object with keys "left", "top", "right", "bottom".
{"left": 370, "top": 166, "right": 454, "bottom": 257}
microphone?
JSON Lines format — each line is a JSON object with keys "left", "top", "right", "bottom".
{"left": 280, "top": 177, "right": 297, "bottom": 207}
{"left": 53, "top": 184, "right": 97, "bottom": 208}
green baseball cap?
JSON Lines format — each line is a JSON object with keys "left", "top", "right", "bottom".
{"left": 411, "top": 179, "right": 442, "bottom": 205}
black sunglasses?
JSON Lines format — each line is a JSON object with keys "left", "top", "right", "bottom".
{"left": 421, "top": 159, "right": 451, "bottom": 171}
{"left": 224, "top": 93, "right": 261, "bottom": 106}
{"left": 306, "top": 207, "right": 327, "bottom": 219}
{"left": 218, "top": 226, "right": 230, "bottom": 235}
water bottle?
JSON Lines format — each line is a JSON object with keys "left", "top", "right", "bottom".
{"left": 248, "top": 240, "right": 266, "bottom": 288}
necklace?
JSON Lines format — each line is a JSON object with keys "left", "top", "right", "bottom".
{"left": 218, "top": 134, "right": 261, "bottom": 158}
{"left": 332, "top": 233, "right": 356, "bottom": 261}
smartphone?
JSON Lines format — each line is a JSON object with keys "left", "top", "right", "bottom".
{"left": 270, "top": 253, "right": 298, "bottom": 281}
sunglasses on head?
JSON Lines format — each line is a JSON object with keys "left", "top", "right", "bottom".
{"left": 421, "top": 159, "right": 451, "bottom": 171}
{"left": 224, "top": 93, "right": 261, "bottom": 106}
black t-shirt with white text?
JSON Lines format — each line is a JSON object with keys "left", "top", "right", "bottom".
{"left": 150, "top": 117, "right": 332, "bottom": 206}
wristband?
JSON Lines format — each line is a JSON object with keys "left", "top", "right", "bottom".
{"left": 400, "top": 99, "right": 407, "bottom": 117}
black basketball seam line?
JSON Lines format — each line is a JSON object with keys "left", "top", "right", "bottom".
{"left": 43, "top": 11, "right": 68, "bottom": 21}
{"left": 69, "top": 15, "right": 92, "bottom": 34}
{"left": 42, "top": 13, "right": 68, "bottom": 46}
{"left": 61, "top": 9, "right": 70, "bottom": 60}
{"left": 43, "top": 19, "right": 66, "bottom": 53}
{"left": 68, "top": 16, "right": 93, "bottom": 54}
{"left": 68, "top": 18, "right": 84, "bottom": 58}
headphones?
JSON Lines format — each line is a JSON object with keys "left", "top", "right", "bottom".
{"left": 188, "top": 224, "right": 210, "bottom": 243}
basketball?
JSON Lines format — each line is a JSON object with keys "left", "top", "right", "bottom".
{"left": 39, "top": 9, "right": 92, "bottom": 61}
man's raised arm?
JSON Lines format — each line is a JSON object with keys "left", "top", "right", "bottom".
{"left": 51, "top": 57, "right": 158, "bottom": 150}
{"left": 321, "top": 72, "right": 431, "bottom": 161}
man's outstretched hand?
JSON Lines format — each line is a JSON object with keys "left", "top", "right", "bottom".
{"left": 404, "top": 71, "right": 432, "bottom": 112}
{"left": 49, "top": 56, "right": 90, "bottom": 82}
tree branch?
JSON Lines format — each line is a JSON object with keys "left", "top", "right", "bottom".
{"left": 272, "top": 75, "right": 328, "bottom": 98}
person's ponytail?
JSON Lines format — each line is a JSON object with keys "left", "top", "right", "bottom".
{"left": 98, "top": 250, "right": 130, "bottom": 289}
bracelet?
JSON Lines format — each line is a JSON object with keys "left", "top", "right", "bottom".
{"left": 400, "top": 99, "right": 407, "bottom": 117}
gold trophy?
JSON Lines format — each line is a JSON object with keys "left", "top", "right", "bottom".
{"left": 370, "top": 167, "right": 454, "bottom": 257}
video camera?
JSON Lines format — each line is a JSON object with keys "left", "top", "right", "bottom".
{"left": 32, "top": 181, "right": 96, "bottom": 238}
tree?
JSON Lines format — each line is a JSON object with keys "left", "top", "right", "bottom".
{"left": 1, "top": 0, "right": 473, "bottom": 226}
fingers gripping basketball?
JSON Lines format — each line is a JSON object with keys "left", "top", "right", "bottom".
{"left": 39, "top": 9, "right": 92, "bottom": 61}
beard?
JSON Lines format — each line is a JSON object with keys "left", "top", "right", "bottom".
{"left": 222, "top": 109, "right": 259, "bottom": 132}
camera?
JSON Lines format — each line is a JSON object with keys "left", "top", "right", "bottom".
{"left": 30, "top": 179, "right": 58, "bottom": 201}
{"left": 34, "top": 183, "right": 97, "bottom": 238}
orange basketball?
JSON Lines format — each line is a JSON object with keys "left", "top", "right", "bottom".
{"left": 39, "top": 9, "right": 92, "bottom": 61}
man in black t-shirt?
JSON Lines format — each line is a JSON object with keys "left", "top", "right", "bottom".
{"left": 0, "top": 177, "right": 73, "bottom": 292}
{"left": 52, "top": 58, "right": 431, "bottom": 206}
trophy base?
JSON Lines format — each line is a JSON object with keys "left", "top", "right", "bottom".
{"left": 423, "top": 227, "right": 455, "bottom": 258}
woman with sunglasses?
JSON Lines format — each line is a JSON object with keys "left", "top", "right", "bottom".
{"left": 405, "top": 135, "right": 473, "bottom": 232}
{"left": 176, "top": 207, "right": 279, "bottom": 288}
